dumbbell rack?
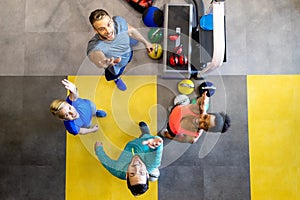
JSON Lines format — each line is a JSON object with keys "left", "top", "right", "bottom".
{"left": 162, "top": 4, "right": 193, "bottom": 79}
{"left": 161, "top": 1, "right": 226, "bottom": 79}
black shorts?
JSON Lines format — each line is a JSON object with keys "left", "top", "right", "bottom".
{"left": 166, "top": 123, "right": 176, "bottom": 138}
{"left": 105, "top": 66, "right": 126, "bottom": 81}
{"left": 104, "top": 51, "right": 133, "bottom": 81}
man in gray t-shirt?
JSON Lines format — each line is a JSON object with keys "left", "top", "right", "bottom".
{"left": 87, "top": 9, "right": 152, "bottom": 91}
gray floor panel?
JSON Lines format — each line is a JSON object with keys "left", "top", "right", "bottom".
{"left": 158, "top": 75, "right": 250, "bottom": 200}
{"left": 0, "top": 76, "right": 66, "bottom": 200}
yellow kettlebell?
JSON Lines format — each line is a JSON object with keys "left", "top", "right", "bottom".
{"left": 148, "top": 43, "right": 163, "bottom": 60}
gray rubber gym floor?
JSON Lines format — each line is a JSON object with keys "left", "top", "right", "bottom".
{"left": 0, "top": 0, "right": 299, "bottom": 199}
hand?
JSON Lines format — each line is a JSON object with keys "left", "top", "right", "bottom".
{"left": 145, "top": 42, "right": 153, "bottom": 53}
{"left": 99, "top": 57, "right": 121, "bottom": 68}
{"left": 92, "top": 125, "right": 99, "bottom": 132}
{"left": 192, "top": 129, "right": 203, "bottom": 144}
{"left": 192, "top": 135, "right": 200, "bottom": 144}
{"left": 194, "top": 132, "right": 200, "bottom": 137}
{"left": 199, "top": 91, "right": 209, "bottom": 113}
{"left": 94, "top": 141, "right": 103, "bottom": 151}
{"left": 61, "top": 79, "right": 77, "bottom": 94}
{"left": 142, "top": 137, "right": 163, "bottom": 149}
{"left": 113, "top": 57, "right": 121, "bottom": 64}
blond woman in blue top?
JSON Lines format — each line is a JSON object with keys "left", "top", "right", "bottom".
{"left": 50, "top": 79, "right": 106, "bottom": 135}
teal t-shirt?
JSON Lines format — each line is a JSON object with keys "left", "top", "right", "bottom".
{"left": 95, "top": 134, "right": 163, "bottom": 180}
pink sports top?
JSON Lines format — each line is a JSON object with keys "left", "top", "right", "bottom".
{"left": 169, "top": 105, "right": 199, "bottom": 137}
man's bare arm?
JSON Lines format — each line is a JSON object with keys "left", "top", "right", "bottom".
{"left": 88, "top": 50, "right": 121, "bottom": 69}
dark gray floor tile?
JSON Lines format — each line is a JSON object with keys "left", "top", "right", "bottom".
{"left": 0, "top": 120, "right": 23, "bottom": 165}
{"left": 159, "top": 166, "right": 204, "bottom": 200}
{"left": 0, "top": 164, "right": 65, "bottom": 200}
{"left": 20, "top": 118, "right": 66, "bottom": 166}
{"left": 165, "top": 141, "right": 205, "bottom": 167}
{"left": 204, "top": 166, "right": 250, "bottom": 200}
{"left": 0, "top": 76, "right": 66, "bottom": 200}
{"left": 199, "top": 132, "right": 250, "bottom": 167}
{"left": 20, "top": 165, "right": 65, "bottom": 200}
{"left": 0, "top": 165, "right": 22, "bottom": 200}
{"left": 0, "top": 77, "right": 24, "bottom": 120}
{"left": 22, "top": 76, "right": 67, "bottom": 120}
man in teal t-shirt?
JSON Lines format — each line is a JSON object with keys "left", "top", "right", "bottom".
{"left": 94, "top": 122, "right": 163, "bottom": 196}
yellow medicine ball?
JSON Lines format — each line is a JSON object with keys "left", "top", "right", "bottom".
{"left": 148, "top": 43, "right": 163, "bottom": 59}
{"left": 177, "top": 79, "right": 195, "bottom": 95}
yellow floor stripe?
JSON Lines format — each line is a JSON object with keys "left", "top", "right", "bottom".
{"left": 247, "top": 75, "right": 300, "bottom": 200}
{"left": 66, "top": 76, "right": 158, "bottom": 200}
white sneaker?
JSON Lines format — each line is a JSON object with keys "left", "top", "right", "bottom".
{"left": 149, "top": 168, "right": 160, "bottom": 182}
{"left": 159, "top": 129, "right": 168, "bottom": 137}
{"left": 168, "top": 106, "right": 173, "bottom": 112}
